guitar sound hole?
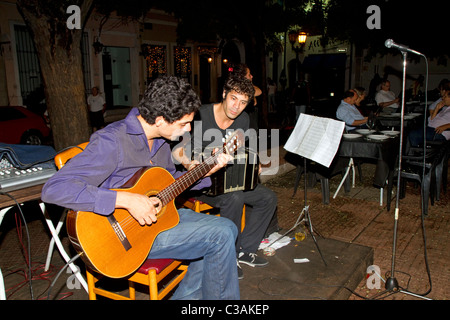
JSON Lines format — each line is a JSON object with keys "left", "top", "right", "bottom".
{"left": 149, "top": 195, "right": 164, "bottom": 218}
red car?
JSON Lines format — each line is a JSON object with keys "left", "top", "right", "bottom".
{"left": 0, "top": 106, "right": 51, "bottom": 145}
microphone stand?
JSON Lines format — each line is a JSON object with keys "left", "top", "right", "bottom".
{"left": 385, "top": 50, "right": 408, "bottom": 293}
{"left": 371, "top": 51, "right": 431, "bottom": 300}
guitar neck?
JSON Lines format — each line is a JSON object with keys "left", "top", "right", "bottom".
{"left": 157, "top": 150, "right": 221, "bottom": 206}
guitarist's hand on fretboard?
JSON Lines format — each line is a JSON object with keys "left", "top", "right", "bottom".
{"left": 116, "top": 191, "right": 162, "bottom": 226}
{"left": 204, "top": 149, "right": 233, "bottom": 177}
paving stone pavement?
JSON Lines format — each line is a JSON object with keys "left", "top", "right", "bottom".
{"left": 265, "top": 162, "right": 449, "bottom": 300}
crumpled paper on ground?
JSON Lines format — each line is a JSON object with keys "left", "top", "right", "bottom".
{"left": 258, "top": 232, "right": 292, "bottom": 250}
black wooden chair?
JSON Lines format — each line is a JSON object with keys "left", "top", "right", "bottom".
{"left": 399, "top": 140, "right": 449, "bottom": 216}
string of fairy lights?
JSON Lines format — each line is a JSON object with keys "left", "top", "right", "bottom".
{"left": 142, "top": 44, "right": 167, "bottom": 77}
{"left": 142, "top": 44, "right": 192, "bottom": 79}
{"left": 174, "top": 46, "right": 191, "bottom": 76}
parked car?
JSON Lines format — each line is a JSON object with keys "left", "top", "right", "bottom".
{"left": 0, "top": 106, "right": 51, "bottom": 145}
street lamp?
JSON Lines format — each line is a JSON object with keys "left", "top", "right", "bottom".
{"left": 298, "top": 32, "right": 307, "bottom": 45}
{"left": 288, "top": 30, "right": 307, "bottom": 53}
{"left": 288, "top": 31, "right": 307, "bottom": 82}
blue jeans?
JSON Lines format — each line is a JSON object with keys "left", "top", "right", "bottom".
{"left": 148, "top": 208, "right": 239, "bottom": 300}
{"left": 408, "top": 126, "right": 446, "bottom": 147}
{"left": 198, "top": 184, "right": 277, "bottom": 254}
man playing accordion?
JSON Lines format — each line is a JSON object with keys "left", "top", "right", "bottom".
{"left": 173, "top": 74, "right": 278, "bottom": 280}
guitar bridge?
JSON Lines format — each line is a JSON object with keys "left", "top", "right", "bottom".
{"left": 107, "top": 215, "right": 132, "bottom": 251}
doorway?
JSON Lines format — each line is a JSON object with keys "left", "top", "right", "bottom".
{"left": 102, "top": 47, "right": 132, "bottom": 108}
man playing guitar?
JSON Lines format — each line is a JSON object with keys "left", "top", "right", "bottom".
{"left": 41, "top": 76, "right": 240, "bottom": 299}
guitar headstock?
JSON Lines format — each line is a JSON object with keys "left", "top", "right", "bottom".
{"left": 222, "top": 129, "right": 245, "bottom": 156}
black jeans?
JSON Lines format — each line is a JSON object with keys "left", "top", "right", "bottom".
{"left": 197, "top": 184, "right": 278, "bottom": 255}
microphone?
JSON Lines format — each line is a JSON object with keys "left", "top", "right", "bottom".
{"left": 385, "top": 39, "right": 423, "bottom": 56}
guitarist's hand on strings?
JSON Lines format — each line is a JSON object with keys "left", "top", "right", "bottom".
{"left": 116, "top": 192, "right": 163, "bottom": 226}
{"left": 205, "top": 148, "right": 233, "bottom": 177}
{"left": 185, "top": 148, "right": 233, "bottom": 177}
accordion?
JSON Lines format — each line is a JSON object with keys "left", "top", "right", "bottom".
{"left": 207, "top": 148, "right": 259, "bottom": 196}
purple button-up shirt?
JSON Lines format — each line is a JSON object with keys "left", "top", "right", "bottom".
{"left": 41, "top": 108, "right": 210, "bottom": 215}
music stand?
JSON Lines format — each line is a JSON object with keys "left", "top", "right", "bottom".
{"left": 295, "top": 156, "right": 327, "bottom": 265}
{"left": 274, "top": 114, "right": 345, "bottom": 266}
{"left": 264, "top": 156, "right": 327, "bottom": 265}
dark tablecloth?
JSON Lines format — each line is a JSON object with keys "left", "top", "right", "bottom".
{"left": 339, "top": 135, "right": 399, "bottom": 188}
{"left": 376, "top": 114, "right": 423, "bottom": 130}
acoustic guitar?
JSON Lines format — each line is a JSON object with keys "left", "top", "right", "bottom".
{"left": 66, "top": 131, "right": 243, "bottom": 278}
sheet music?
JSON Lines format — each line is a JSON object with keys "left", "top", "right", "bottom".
{"left": 284, "top": 114, "right": 345, "bottom": 168}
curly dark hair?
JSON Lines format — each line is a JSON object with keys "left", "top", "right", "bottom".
{"left": 223, "top": 74, "right": 255, "bottom": 103}
{"left": 138, "top": 76, "right": 201, "bottom": 124}
{"left": 227, "top": 63, "right": 249, "bottom": 79}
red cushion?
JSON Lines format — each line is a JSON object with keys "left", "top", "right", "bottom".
{"left": 137, "top": 259, "right": 175, "bottom": 275}
{"left": 187, "top": 197, "right": 205, "bottom": 204}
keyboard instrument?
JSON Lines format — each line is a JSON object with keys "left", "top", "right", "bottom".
{"left": 0, "top": 157, "right": 56, "bottom": 193}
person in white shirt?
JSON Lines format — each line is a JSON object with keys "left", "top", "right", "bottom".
{"left": 408, "top": 85, "right": 450, "bottom": 147}
{"left": 87, "top": 86, "right": 106, "bottom": 131}
{"left": 375, "top": 80, "right": 400, "bottom": 111}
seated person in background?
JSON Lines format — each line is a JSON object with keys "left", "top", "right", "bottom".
{"left": 336, "top": 90, "right": 368, "bottom": 131}
{"left": 410, "top": 74, "right": 425, "bottom": 101}
{"left": 428, "top": 79, "right": 450, "bottom": 115}
{"left": 41, "top": 76, "right": 240, "bottom": 300}
{"left": 375, "top": 79, "right": 400, "bottom": 111}
{"left": 409, "top": 89, "right": 450, "bottom": 147}
{"left": 353, "top": 87, "right": 368, "bottom": 116}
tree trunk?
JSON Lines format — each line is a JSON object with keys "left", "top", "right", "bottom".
{"left": 17, "top": 1, "right": 93, "bottom": 151}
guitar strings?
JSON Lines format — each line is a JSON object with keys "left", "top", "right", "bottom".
{"left": 111, "top": 142, "right": 230, "bottom": 235}
{"left": 159, "top": 135, "right": 236, "bottom": 205}
{"left": 110, "top": 165, "right": 206, "bottom": 234}
{"left": 117, "top": 156, "right": 217, "bottom": 233}
{"left": 113, "top": 154, "right": 218, "bottom": 235}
